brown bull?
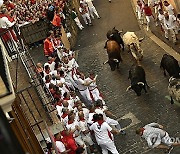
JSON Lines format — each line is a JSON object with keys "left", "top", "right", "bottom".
{"left": 104, "top": 40, "right": 122, "bottom": 71}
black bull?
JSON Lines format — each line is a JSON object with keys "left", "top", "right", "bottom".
{"left": 160, "top": 54, "right": 180, "bottom": 78}
{"left": 126, "top": 65, "right": 149, "bottom": 96}
{"left": 106, "top": 27, "right": 124, "bottom": 51}
{"left": 104, "top": 40, "right": 122, "bottom": 71}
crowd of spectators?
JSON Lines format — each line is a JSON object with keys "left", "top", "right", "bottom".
{"left": 38, "top": 26, "right": 126, "bottom": 153}
{"left": 1, "top": 0, "right": 68, "bottom": 26}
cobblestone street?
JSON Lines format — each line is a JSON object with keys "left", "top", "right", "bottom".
{"left": 74, "top": 0, "right": 180, "bottom": 153}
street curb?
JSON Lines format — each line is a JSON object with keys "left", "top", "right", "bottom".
{"left": 130, "top": 0, "right": 180, "bottom": 61}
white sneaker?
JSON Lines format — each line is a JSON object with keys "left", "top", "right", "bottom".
{"left": 146, "top": 26, "right": 149, "bottom": 31}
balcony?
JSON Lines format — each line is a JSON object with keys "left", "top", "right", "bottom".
{"left": 0, "top": 40, "right": 15, "bottom": 113}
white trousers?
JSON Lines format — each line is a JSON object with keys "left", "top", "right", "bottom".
{"left": 89, "top": 6, "right": 100, "bottom": 19}
{"left": 164, "top": 28, "right": 178, "bottom": 43}
{"left": 79, "top": 88, "right": 92, "bottom": 105}
{"left": 145, "top": 15, "right": 154, "bottom": 24}
{"left": 74, "top": 17, "right": 84, "bottom": 30}
{"left": 99, "top": 141, "right": 119, "bottom": 154}
{"left": 65, "top": 74, "right": 78, "bottom": 89}
{"left": 81, "top": 13, "right": 91, "bottom": 25}
{"left": 90, "top": 88, "right": 101, "bottom": 101}
{"left": 82, "top": 133, "right": 94, "bottom": 146}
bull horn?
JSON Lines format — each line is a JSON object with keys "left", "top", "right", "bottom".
{"left": 137, "top": 82, "right": 144, "bottom": 86}
{"left": 169, "top": 77, "right": 175, "bottom": 82}
{"left": 113, "top": 59, "right": 119, "bottom": 63}
{"left": 126, "top": 85, "right": 132, "bottom": 91}
{"left": 103, "top": 60, "right": 108, "bottom": 65}
{"left": 119, "top": 29, "right": 123, "bottom": 34}
{"left": 139, "top": 37, "right": 144, "bottom": 42}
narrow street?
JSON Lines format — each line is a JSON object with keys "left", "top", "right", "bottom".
{"left": 75, "top": 0, "right": 180, "bottom": 153}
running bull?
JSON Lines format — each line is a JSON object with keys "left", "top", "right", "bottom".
{"left": 168, "top": 77, "right": 180, "bottom": 104}
{"left": 126, "top": 64, "right": 149, "bottom": 96}
{"left": 103, "top": 40, "right": 122, "bottom": 71}
{"left": 122, "top": 32, "right": 144, "bottom": 62}
{"left": 160, "top": 54, "right": 180, "bottom": 78}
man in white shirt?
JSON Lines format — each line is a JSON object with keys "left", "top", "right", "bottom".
{"left": 90, "top": 114, "right": 119, "bottom": 154}
{"left": 79, "top": 2, "right": 92, "bottom": 26}
{"left": 78, "top": 111, "right": 95, "bottom": 153}
{"left": 85, "top": 72, "right": 105, "bottom": 104}
{"left": 66, "top": 112, "right": 87, "bottom": 150}
{"left": 85, "top": 0, "right": 100, "bottom": 19}
{"left": 0, "top": 8, "right": 17, "bottom": 58}
{"left": 163, "top": 12, "right": 178, "bottom": 44}
{"left": 54, "top": 132, "right": 70, "bottom": 153}
{"left": 44, "top": 57, "right": 56, "bottom": 72}
{"left": 71, "top": 8, "right": 84, "bottom": 30}
{"left": 157, "top": 9, "right": 165, "bottom": 30}
{"left": 76, "top": 72, "right": 95, "bottom": 106}
{"left": 163, "top": 1, "right": 176, "bottom": 15}
{"left": 94, "top": 100, "right": 126, "bottom": 135}
{"left": 136, "top": 0, "right": 145, "bottom": 25}
{"left": 136, "top": 123, "right": 180, "bottom": 153}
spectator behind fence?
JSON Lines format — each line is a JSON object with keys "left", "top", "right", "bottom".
{"left": 0, "top": 7, "right": 18, "bottom": 57}
{"left": 44, "top": 30, "right": 55, "bottom": 58}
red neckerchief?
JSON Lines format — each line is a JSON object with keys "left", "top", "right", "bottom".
{"left": 64, "top": 97, "right": 70, "bottom": 100}
{"left": 45, "top": 70, "right": 50, "bottom": 74}
{"left": 97, "top": 120, "right": 104, "bottom": 126}
{"left": 48, "top": 61, "right": 52, "bottom": 64}
{"left": 79, "top": 117, "right": 85, "bottom": 121}
{"left": 140, "top": 128, "right": 145, "bottom": 136}
{"left": 57, "top": 101, "right": 62, "bottom": 106}
{"left": 54, "top": 94, "right": 61, "bottom": 99}
{"left": 61, "top": 113, "right": 68, "bottom": 119}
{"left": 45, "top": 80, "right": 50, "bottom": 83}
{"left": 68, "top": 120, "right": 74, "bottom": 124}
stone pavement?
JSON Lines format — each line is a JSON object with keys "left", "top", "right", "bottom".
{"left": 74, "top": 0, "right": 180, "bottom": 153}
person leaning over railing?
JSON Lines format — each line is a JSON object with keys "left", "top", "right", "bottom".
{"left": 0, "top": 7, "right": 18, "bottom": 57}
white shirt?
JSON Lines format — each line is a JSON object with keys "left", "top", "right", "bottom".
{"left": 158, "top": 13, "right": 165, "bottom": 24}
{"left": 0, "top": 16, "right": 15, "bottom": 28}
{"left": 87, "top": 112, "right": 95, "bottom": 125}
{"left": 61, "top": 114, "right": 68, "bottom": 126}
{"left": 164, "top": 15, "right": 176, "bottom": 29}
{"left": 85, "top": 0, "right": 94, "bottom": 7}
{"left": 66, "top": 120, "right": 80, "bottom": 136}
{"left": 76, "top": 78, "right": 87, "bottom": 91}
{"left": 142, "top": 123, "right": 166, "bottom": 148}
{"left": 165, "top": 4, "right": 174, "bottom": 15}
{"left": 50, "top": 70, "right": 58, "bottom": 76}
{"left": 56, "top": 105, "right": 63, "bottom": 117}
{"left": 56, "top": 141, "right": 66, "bottom": 153}
{"left": 90, "top": 121, "right": 113, "bottom": 144}
{"left": 82, "top": 107, "right": 90, "bottom": 120}
{"left": 44, "top": 62, "right": 56, "bottom": 72}
{"left": 85, "top": 77, "right": 97, "bottom": 91}
{"left": 79, "top": 120, "right": 90, "bottom": 137}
